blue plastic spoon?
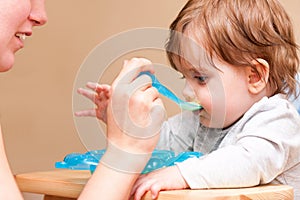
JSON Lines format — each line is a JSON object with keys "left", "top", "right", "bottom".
{"left": 139, "top": 72, "right": 202, "bottom": 111}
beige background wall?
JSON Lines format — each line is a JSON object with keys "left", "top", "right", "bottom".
{"left": 0, "top": 0, "right": 299, "bottom": 199}
{"left": 0, "top": 0, "right": 188, "bottom": 175}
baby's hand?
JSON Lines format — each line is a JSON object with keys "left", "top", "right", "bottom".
{"left": 74, "top": 82, "right": 111, "bottom": 123}
{"left": 130, "top": 166, "right": 188, "bottom": 200}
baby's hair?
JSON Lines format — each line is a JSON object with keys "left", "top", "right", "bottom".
{"left": 166, "top": 0, "right": 299, "bottom": 97}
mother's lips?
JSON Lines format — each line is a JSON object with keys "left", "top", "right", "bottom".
{"left": 15, "top": 33, "right": 27, "bottom": 41}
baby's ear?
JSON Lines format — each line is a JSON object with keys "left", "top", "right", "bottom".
{"left": 246, "top": 58, "right": 270, "bottom": 95}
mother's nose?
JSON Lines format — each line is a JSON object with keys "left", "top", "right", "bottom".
{"left": 29, "top": 0, "right": 48, "bottom": 26}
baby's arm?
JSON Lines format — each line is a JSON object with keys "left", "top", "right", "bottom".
{"left": 132, "top": 100, "right": 300, "bottom": 199}
{"left": 176, "top": 104, "right": 300, "bottom": 190}
{"left": 131, "top": 137, "right": 284, "bottom": 200}
{"left": 75, "top": 82, "right": 111, "bottom": 123}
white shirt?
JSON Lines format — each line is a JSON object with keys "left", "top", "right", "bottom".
{"left": 156, "top": 94, "right": 300, "bottom": 199}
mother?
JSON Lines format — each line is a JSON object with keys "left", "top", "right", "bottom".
{"left": 0, "top": 1, "right": 164, "bottom": 199}
{"left": 0, "top": 0, "right": 47, "bottom": 199}
{"left": 0, "top": 0, "right": 47, "bottom": 72}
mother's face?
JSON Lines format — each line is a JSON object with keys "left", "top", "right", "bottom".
{"left": 0, "top": 0, "right": 47, "bottom": 72}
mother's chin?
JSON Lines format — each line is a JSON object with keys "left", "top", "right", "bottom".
{"left": 0, "top": 54, "right": 15, "bottom": 72}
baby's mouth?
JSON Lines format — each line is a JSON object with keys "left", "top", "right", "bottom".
{"left": 193, "top": 107, "right": 203, "bottom": 115}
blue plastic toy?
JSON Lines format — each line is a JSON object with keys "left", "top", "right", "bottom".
{"left": 55, "top": 149, "right": 203, "bottom": 174}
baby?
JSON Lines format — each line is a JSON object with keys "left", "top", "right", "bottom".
{"left": 76, "top": 0, "right": 300, "bottom": 199}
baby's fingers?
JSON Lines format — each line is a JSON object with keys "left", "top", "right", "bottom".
{"left": 134, "top": 182, "right": 162, "bottom": 200}
{"left": 86, "top": 82, "right": 111, "bottom": 96}
{"left": 77, "top": 87, "right": 96, "bottom": 102}
{"left": 74, "top": 109, "right": 96, "bottom": 117}
{"left": 133, "top": 181, "right": 154, "bottom": 200}
{"left": 94, "top": 84, "right": 111, "bottom": 97}
{"left": 149, "top": 184, "right": 161, "bottom": 199}
{"left": 85, "top": 82, "right": 98, "bottom": 90}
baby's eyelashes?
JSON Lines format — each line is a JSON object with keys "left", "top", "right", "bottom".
{"left": 194, "top": 75, "right": 208, "bottom": 85}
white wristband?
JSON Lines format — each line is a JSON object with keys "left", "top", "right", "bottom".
{"left": 100, "top": 143, "right": 151, "bottom": 174}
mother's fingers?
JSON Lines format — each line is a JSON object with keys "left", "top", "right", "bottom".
{"left": 110, "top": 78, "right": 164, "bottom": 139}
{"left": 113, "top": 58, "right": 154, "bottom": 86}
{"left": 149, "top": 98, "right": 165, "bottom": 129}
{"left": 143, "top": 87, "right": 165, "bottom": 129}
{"left": 128, "top": 73, "right": 153, "bottom": 94}
{"left": 112, "top": 72, "right": 152, "bottom": 103}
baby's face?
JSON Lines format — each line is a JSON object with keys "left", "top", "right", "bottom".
{"left": 176, "top": 45, "right": 254, "bottom": 128}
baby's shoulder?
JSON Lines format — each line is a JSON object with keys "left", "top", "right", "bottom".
{"left": 241, "top": 94, "right": 300, "bottom": 130}
{"left": 249, "top": 94, "right": 297, "bottom": 116}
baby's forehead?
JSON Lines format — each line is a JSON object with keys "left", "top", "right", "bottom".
{"left": 179, "top": 48, "right": 215, "bottom": 70}
{"left": 167, "top": 27, "right": 222, "bottom": 73}
{"left": 179, "top": 29, "right": 211, "bottom": 63}
{"left": 174, "top": 56, "right": 214, "bottom": 74}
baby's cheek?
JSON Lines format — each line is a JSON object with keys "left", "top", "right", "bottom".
{"left": 195, "top": 90, "right": 210, "bottom": 107}
{"left": 201, "top": 94, "right": 219, "bottom": 114}
{"left": 211, "top": 99, "right": 229, "bottom": 126}
{"left": 201, "top": 100, "right": 212, "bottom": 113}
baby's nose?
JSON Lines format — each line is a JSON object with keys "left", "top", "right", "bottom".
{"left": 182, "top": 81, "right": 195, "bottom": 102}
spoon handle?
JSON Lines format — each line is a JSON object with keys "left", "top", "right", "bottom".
{"left": 139, "top": 72, "right": 202, "bottom": 111}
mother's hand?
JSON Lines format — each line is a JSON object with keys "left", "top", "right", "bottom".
{"left": 106, "top": 58, "right": 166, "bottom": 154}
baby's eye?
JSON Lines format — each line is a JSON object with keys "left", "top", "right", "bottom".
{"left": 195, "top": 75, "right": 208, "bottom": 85}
